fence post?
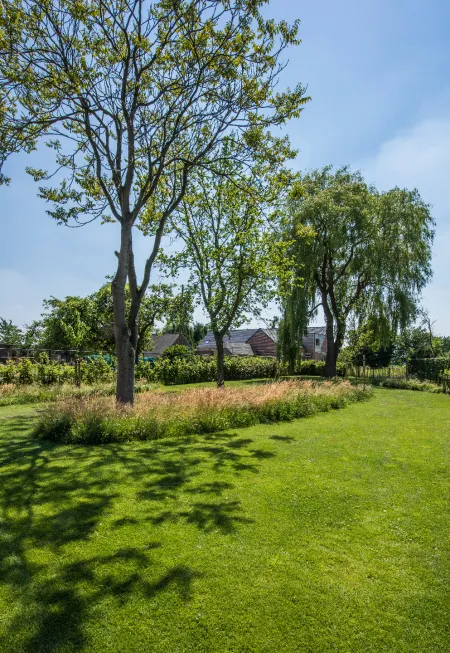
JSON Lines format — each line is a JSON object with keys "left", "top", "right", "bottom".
{"left": 363, "top": 355, "right": 366, "bottom": 391}
{"left": 75, "top": 358, "right": 82, "bottom": 388}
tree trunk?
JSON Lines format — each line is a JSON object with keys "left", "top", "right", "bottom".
{"left": 214, "top": 332, "right": 225, "bottom": 388}
{"left": 129, "top": 321, "right": 140, "bottom": 365}
{"left": 334, "top": 322, "right": 345, "bottom": 375}
{"left": 324, "top": 303, "right": 337, "bottom": 378}
{"left": 135, "top": 322, "right": 154, "bottom": 364}
{"left": 112, "top": 224, "right": 135, "bottom": 404}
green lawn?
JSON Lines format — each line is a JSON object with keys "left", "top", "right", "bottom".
{"left": 0, "top": 390, "right": 449, "bottom": 652}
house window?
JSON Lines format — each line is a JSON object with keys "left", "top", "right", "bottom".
{"left": 315, "top": 338, "right": 320, "bottom": 346}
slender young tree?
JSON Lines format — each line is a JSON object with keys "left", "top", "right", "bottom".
{"left": 280, "top": 166, "right": 435, "bottom": 377}
{"left": 0, "top": 0, "right": 309, "bottom": 403}
{"left": 174, "top": 138, "right": 292, "bottom": 386}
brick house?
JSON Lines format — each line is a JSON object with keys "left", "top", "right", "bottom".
{"left": 300, "top": 326, "right": 327, "bottom": 361}
{"left": 197, "top": 327, "right": 327, "bottom": 360}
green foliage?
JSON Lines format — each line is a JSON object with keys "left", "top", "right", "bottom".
{"left": 442, "top": 369, "right": 450, "bottom": 393}
{"left": 371, "top": 377, "right": 443, "bottom": 393}
{"left": 25, "top": 283, "right": 175, "bottom": 356}
{"left": 298, "top": 360, "right": 326, "bottom": 376}
{"left": 135, "top": 360, "right": 157, "bottom": 384}
{"left": 160, "top": 345, "right": 194, "bottom": 362}
{"left": 0, "top": 354, "right": 284, "bottom": 391}
{"left": 0, "top": 0, "right": 309, "bottom": 403}
{"left": 174, "top": 136, "right": 296, "bottom": 384}
{"left": 17, "top": 358, "right": 34, "bottom": 385}
{"left": 339, "top": 323, "right": 395, "bottom": 368}
{"left": 294, "top": 360, "right": 348, "bottom": 377}
{"left": 280, "top": 166, "right": 435, "bottom": 376}
{"left": 277, "top": 284, "right": 309, "bottom": 375}
{"left": 1, "top": 360, "right": 17, "bottom": 383}
{"left": 81, "top": 357, "right": 115, "bottom": 385}
{"left": 0, "top": 318, "right": 24, "bottom": 346}
{"left": 192, "top": 323, "right": 209, "bottom": 345}
{"left": 408, "top": 358, "right": 450, "bottom": 383}
{"left": 393, "top": 327, "right": 450, "bottom": 363}
{"left": 153, "top": 356, "right": 285, "bottom": 386}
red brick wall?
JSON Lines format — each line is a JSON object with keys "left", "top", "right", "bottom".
{"left": 247, "top": 331, "right": 277, "bottom": 357}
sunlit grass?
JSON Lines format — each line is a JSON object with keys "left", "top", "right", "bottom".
{"left": 0, "top": 389, "right": 449, "bottom": 652}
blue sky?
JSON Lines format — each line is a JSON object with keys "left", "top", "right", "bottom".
{"left": 1, "top": 0, "right": 449, "bottom": 333}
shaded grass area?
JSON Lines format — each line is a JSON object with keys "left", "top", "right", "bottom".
{"left": 0, "top": 390, "right": 449, "bottom": 652}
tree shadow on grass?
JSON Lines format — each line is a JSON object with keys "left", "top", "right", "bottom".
{"left": 270, "top": 434, "right": 295, "bottom": 442}
{"left": 0, "top": 413, "right": 281, "bottom": 652}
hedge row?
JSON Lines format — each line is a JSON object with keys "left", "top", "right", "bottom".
{"left": 136, "top": 356, "right": 284, "bottom": 385}
{"left": 1, "top": 354, "right": 346, "bottom": 388}
{"left": 0, "top": 355, "right": 114, "bottom": 385}
{"left": 371, "top": 377, "right": 443, "bottom": 393}
{"left": 408, "top": 358, "right": 450, "bottom": 383}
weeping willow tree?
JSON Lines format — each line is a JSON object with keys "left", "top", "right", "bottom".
{"left": 279, "top": 166, "right": 435, "bottom": 377}
{"left": 277, "top": 285, "right": 307, "bottom": 375}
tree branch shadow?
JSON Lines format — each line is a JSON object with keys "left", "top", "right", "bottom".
{"left": 0, "top": 414, "right": 278, "bottom": 651}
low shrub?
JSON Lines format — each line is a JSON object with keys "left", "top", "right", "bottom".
{"left": 296, "top": 360, "right": 325, "bottom": 376}
{"left": 81, "top": 357, "right": 115, "bottom": 384}
{"left": 35, "top": 380, "right": 373, "bottom": 444}
{"left": 0, "top": 355, "right": 116, "bottom": 387}
{"left": 160, "top": 345, "right": 194, "bottom": 361}
{"left": 0, "top": 381, "right": 162, "bottom": 406}
{"left": 371, "top": 377, "right": 443, "bottom": 393}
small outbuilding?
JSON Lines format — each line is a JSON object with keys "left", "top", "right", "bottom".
{"left": 143, "top": 333, "right": 191, "bottom": 359}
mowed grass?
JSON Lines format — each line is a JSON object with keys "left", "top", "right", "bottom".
{"left": 0, "top": 390, "right": 449, "bottom": 652}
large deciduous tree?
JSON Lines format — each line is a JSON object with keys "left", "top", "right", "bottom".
{"left": 279, "top": 166, "right": 434, "bottom": 377}
{"left": 0, "top": 0, "right": 308, "bottom": 403}
{"left": 174, "top": 138, "right": 292, "bottom": 387}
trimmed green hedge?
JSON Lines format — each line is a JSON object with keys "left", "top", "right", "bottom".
{"left": 136, "top": 356, "right": 285, "bottom": 385}
{"left": 295, "top": 360, "right": 347, "bottom": 377}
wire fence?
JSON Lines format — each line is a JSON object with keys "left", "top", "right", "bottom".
{"left": 0, "top": 346, "right": 112, "bottom": 364}
{"left": 349, "top": 365, "right": 407, "bottom": 380}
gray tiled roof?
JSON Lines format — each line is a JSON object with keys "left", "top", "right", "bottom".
{"left": 149, "top": 333, "right": 182, "bottom": 355}
{"left": 197, "top": 326, "right": 325, "bottom": 350}
{"left": 259, "top": 328, "right": 278, "bottom": 342}
{"left": 224, "top": 342, "right": 254, "bottom": 356}
{"left": 306, "top": 326, "right": 327, "bottom": 336}
{"left": 198, "top": 329, "right": 259, "bottom": 347}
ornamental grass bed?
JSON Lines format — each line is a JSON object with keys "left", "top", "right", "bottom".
{"left": 35, "top": 380, "right": 372, "bottom": 444}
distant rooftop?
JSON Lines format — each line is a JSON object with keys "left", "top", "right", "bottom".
{"left": 198, "top": 326, "right": 326, "bottom": 349}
